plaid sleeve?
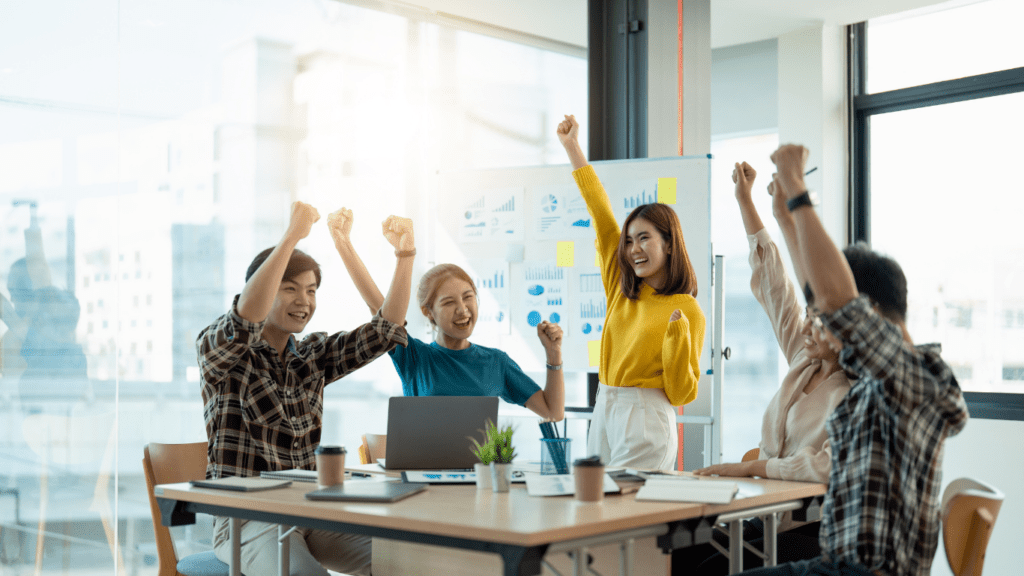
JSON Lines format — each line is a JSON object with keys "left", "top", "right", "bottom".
{"left": 315, "top": 312, "right": 409, "bottom": 383}
{"left": 196, "top": 295, "right": 265, "bottom": 383}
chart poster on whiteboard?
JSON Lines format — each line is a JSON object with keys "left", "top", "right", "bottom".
{"left": 457, "top": 187, "right": 525, "bottom": 243}
{"left": 465, "top": 258, "right": 511, "bottom": 336}
{"left": 530, "top": 184, "right": 595, "bottom": 240}
{"left": 574, "top": 267, "right": 606, "bottom": 339}
{"left": 519, "top": 262, "right": 568, "bottom": 335}
{"left": 607, "top": 178, "right": 660, "bottom": 223}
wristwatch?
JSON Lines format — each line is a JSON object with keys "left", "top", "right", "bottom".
{"left": 786, "top": 191, "right": 816, "bottom": 212}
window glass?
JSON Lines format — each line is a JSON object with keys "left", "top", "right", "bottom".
{"left": 868, "top": 91, "right": 1024, "bottom": 393}
{"left": 0, "top": 1, "right": 584, "bottom": 571}
{"left": 867, "top": 0, "right": 1024, "bottom": 93}
{"left": 710, "top": 133, "right": 784, "bottom": 462}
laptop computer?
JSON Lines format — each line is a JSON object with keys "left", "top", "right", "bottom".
{"left": 383, "top": 396, "right": 499, "bottom": 471}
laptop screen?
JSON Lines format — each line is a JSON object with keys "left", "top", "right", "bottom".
{"left": 384, "top": 396, "right": 499, "bottom": 470}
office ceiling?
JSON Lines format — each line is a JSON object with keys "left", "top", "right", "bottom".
{"left": 386, "top": 0, "right": 980, "bottom": 49}
{"left": 709, "top": 0, "right": 978, "bottom": 48}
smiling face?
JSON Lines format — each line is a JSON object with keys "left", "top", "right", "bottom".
{"left": 425, "top": 276, "right": 477, "bottom": 350}
{"left": 801, "top": 306, "right": 841, "bottom": 361}
{"left": 624, "top": 217, "right": 671, "bottom": 290}
{"left": 265, "top": 269, "right": 318, "bottom": 339}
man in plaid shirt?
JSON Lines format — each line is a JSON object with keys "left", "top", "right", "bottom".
{"left": 197, "top": 201, "right": 416, "bottom": 576}
{"left": 735, "top": 145, "right": 969, "bottom": 576}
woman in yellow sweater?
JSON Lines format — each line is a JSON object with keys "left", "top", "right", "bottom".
{"left": 557, "top": 114, "right": 706, "bottom": 469}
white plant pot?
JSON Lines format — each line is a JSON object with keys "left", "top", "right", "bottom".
{"left": 490, "top": 462, "right": 512, "bottom": 493}
{"left": 474, "top": 463, "right": 492, "bottom": 490}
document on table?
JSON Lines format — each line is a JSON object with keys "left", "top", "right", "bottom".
{"left": 525, "top": 474, "right": 620, "bottom": 497}
{"left": 189, "top": 477, "right": 293, "bottom": 492}
{"left": 634, "top": 478, "right": 738, "bottom": 504}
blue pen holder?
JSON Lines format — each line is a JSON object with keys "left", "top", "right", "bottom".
{"left": 540, "top": 438, "right": 572, "bottom": 475}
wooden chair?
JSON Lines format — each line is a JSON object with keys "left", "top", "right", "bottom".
{"left": 741, "top": 448, "right": 760, "bottom": 462}
{"left": 941, "top": 477, "right": 1004, "bottom": 576}
{"left": 143, "top": 442, "right": 237, "bottom": 576}
{"left": 359, "top": 434, "right": 387, "bottom": 465}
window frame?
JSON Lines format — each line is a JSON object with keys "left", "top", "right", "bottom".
{"left": 848, "top": 22, "right": 1024, "bottom": 421}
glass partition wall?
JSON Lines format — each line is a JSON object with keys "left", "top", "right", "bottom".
{"left": 0, "top": 1, "right": 585, "bottom": 572}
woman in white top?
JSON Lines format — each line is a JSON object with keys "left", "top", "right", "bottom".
{"left": 675, "top": 162, "right": 852, "bottom": 574}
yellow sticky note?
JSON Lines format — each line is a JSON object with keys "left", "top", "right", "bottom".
{"left": 556, "top": 241, "right": 574, "bottom": 267}
{"left": 587, "top": 340, "right": 601, "bottom": 367}
{"left": 657, "top": 177, "right": 677, "bottom": 204}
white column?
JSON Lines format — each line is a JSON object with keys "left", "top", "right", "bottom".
{"left": 648, "top": 0, "right": 711, "bottom": 158}
{"left": 777, "top": 24, "right": 848, "bottom": 241}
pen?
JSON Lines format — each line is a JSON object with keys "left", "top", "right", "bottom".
{"left": 804, "top": 167, "right": 818, "bottom": 176}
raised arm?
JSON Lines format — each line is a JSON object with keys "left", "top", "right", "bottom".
{"left": 733, "top": 161, "right": 764, "bottom": 237}
{"left": 327, "top": 207, "right": 385, "bottom": 315}
{"left": 768, "top": 174, "right": 812, "bottom": 298}
{"left": 377, "top": 216, "right": 416, "bottom": 326}
{"left": 24, "top": 220, "right": 53, "bottom": 289}
{"left": 769, "top": 145, "right": 858, "bottom": 313}
{"left": 237, "top": 201, "right": 319, "bottom": 323}
{"left": 524, "top": 321, "right": 566, "bottom": 421}
{"left": 556, "top": 114, "right": 588, "bottom": 170}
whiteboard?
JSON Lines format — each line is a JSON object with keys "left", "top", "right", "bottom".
{"left": 434, "top": 156, "right": 712, "bottom": 418}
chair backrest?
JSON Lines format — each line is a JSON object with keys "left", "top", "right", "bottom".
{"left": 941, "top": 477, "right": 1004, "bottom": 576}
{"left": 363, "top": 434, "right": 387, "bottom": 462}
{"left": 142, "top": 442, "right": 209, "bottom": 576}
{"left": 741, "top": 448, "right": 760, "bottom": 462}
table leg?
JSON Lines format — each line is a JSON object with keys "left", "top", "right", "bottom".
{"left": 229, "top": 517, "right": 241, "bottom": 576}
{"left": 763, "top": 513, "right": 777, "bottom": 567}
{"left": 278, "top": 525, "right": 291, "bottom": 576}
{"left": 572, "top": 547, "right": 588, "bottom": 576}
{"left": 620, "top": 538, "right": 635, "bottom": 576}
{"left": 727, "top": 520, "right": 742, "bottom": 575}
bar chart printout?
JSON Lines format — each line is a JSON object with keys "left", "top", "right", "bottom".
{"left": 521, "top": 262, "right": 568, "bottom": 332}
{"left": 467, "top": 258, "right": 510, "bottom": 335}
{"left": 576, "top": 268, "right": 606, "bottom": 336}
{"left": 457, "top": 187, "right": 525, "bottom": 242}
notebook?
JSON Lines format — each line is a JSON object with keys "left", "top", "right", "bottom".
{"left": 304, "top": 481, "right": 428, "bottom": 503}
{"left": 383, "top": 396, "right": 499, "bottom": 471}
{"left": 634, "top": 478, "right": 739, "bottom": 504}
{"left": 189, "top": 477, "right": 292, "bottom": 492}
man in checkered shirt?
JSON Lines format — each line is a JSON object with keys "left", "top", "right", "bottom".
{"left": 197, "top": 202, "right": 416, "bottom": 576}
{"left": 734, "top": 146, "right": 969, "bottom": 576}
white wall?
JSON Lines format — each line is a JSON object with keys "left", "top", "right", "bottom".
{"left": 711, "top": 39, "right": 777, "bottom": 136}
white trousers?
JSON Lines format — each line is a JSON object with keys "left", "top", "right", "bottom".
{"left": 213, "top": 516, "right": 371, "bottom": 576}
{"left": 587, "top": 383, "right": 678, "bottom": 470}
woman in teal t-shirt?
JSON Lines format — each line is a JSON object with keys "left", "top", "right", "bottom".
{"left": 389, "top": 264, "right": 565, "bottom": 421}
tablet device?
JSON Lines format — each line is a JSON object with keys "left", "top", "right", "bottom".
{"left": 304, "top": 481, "right": 428, "bottom": 503}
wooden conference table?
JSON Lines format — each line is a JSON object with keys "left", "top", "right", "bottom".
{"left": 156, "top": 474, "right": 825, "bottom": 576}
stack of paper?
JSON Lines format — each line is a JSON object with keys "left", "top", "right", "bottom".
{"left": 261, "top": 469, "right": 318, "bottom": 483}
{"left": 635, "top": 478, "right": 738, "bottom": 504}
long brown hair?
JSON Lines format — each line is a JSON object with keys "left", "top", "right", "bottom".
{"left": 617, "top": 204, "right": 697, "bottom": 300}
{"left": 416, "top": 263, "right": 478, "bottom": 326}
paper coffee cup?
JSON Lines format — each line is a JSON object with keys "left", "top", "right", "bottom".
{"left": 315, "top": 445, "right": 346, "bottom": 488}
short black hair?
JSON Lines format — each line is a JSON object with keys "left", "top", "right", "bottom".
{"left": 245, "top": 247, "right": 322, "bottom": 287}
{"left": 842, "top": 242, "right": 908, "bottom": 322}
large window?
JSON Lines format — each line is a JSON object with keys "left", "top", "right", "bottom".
{"left": 0, "top": 1, "right": 585, "bottom": 572}
{"left": 710, "top": 133, "right": 782, "bottom": 462}
{"left": 852, "top": 0, "right": 1024, "bottom": 419}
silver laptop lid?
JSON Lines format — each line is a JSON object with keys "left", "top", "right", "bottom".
{"left": 384, "top": 396, "right": 499, "bottom": 471}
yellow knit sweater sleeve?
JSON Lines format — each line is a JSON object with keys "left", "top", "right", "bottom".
{"left": 661, "top": 298, "right": 706, "bottom": 406}
{"left": 571, "top": 165, "right": 620, "bottom": 298}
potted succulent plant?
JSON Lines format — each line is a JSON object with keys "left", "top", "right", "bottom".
{"left": 488, "top": 422, "right": 516, "bottom": 493}
{"left": 468, "top": 421, "right": 497, "bottom": 490}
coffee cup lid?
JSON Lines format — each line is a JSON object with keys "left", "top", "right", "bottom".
{"left": 573, "top": 455, "right": 604, "bottom": 467}
{"left": 315, "top": 445, "right": 346, "bottom": 455}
